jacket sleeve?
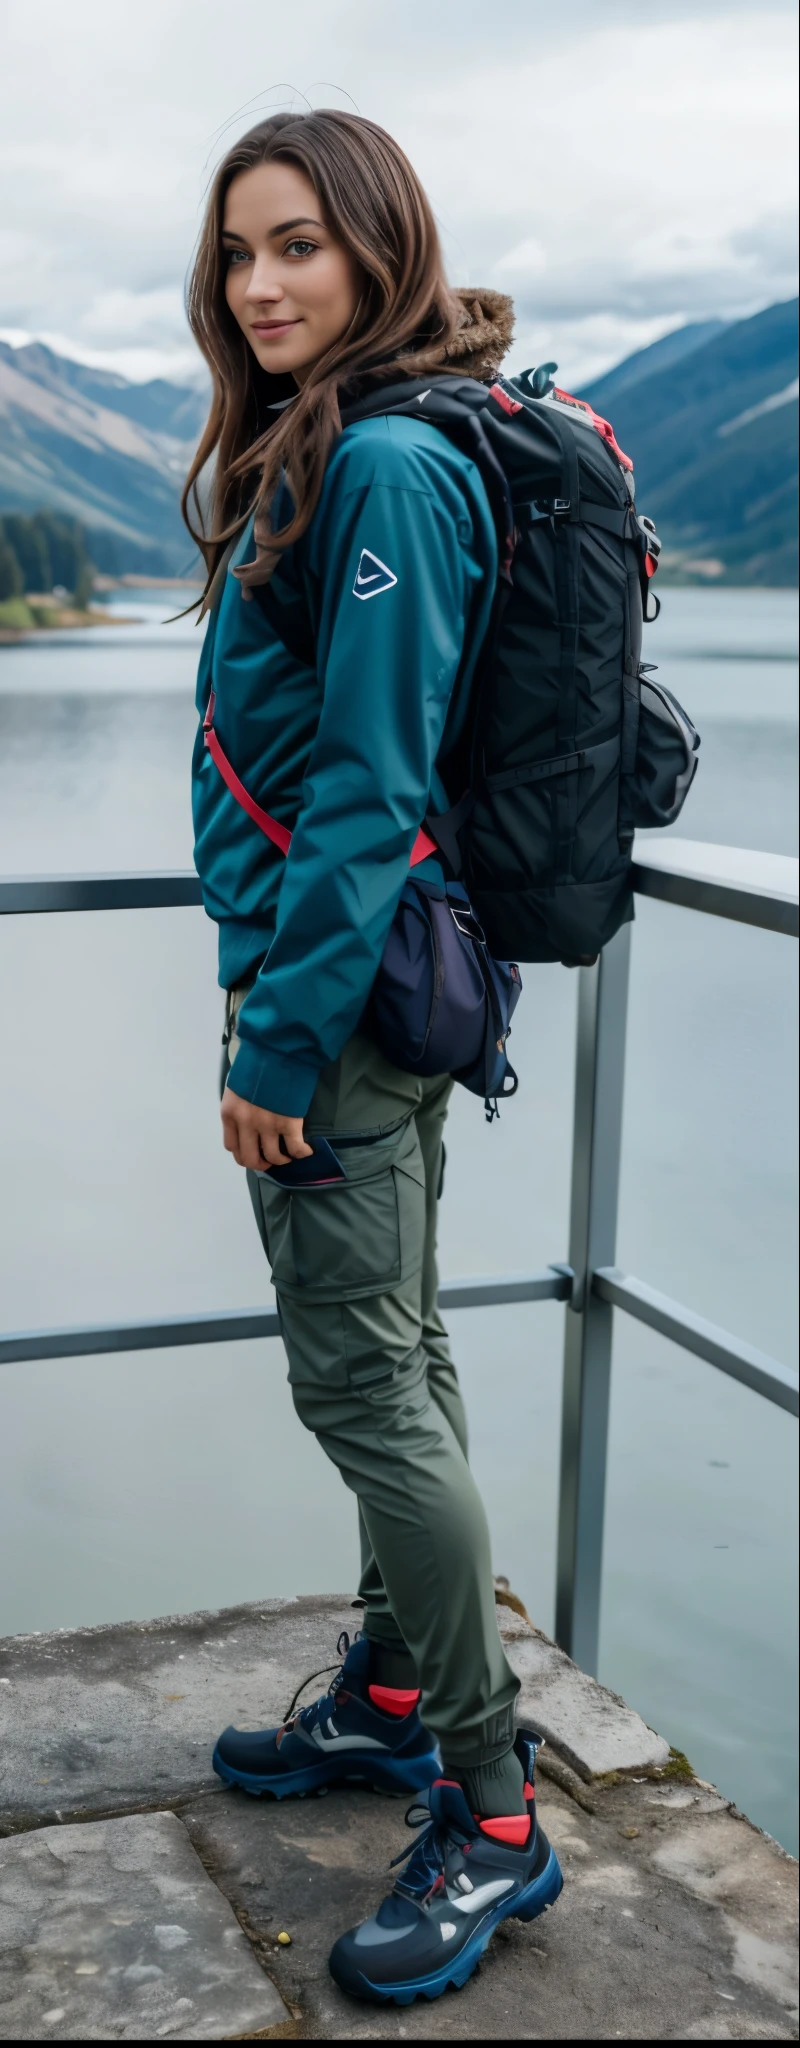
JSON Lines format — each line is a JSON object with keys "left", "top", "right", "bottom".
{"left": 226, "top": 451, "right": 487, "bottom": 1116}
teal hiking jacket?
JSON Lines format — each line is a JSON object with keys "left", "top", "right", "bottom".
{"left": 192, "top": 413, "right": 497, "bottom": 1116}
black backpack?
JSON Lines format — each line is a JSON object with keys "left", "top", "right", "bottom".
{"left": 342, "top": 367, "right": 700, "bottom": 964}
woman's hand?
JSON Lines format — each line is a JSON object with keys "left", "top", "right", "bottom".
{"left": 221, "top": 1086, "right": 314, "bottom": 1171}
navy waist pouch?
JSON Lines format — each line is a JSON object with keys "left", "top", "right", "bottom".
{"left": 365, "top": 879, "right": 522, "bottom": 1116}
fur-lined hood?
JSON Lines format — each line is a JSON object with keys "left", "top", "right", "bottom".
{"left": 199, "top": 286, "right": 516, "bottom": 610}
{"left": 413, "top": 287, "right": 515, "bottom": 382}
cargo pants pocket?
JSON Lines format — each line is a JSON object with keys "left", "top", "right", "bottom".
{"left": 250, "top": 1116, "right": 427, "bottom": 1388}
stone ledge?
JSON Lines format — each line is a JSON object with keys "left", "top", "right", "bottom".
{"left": 177, "top": 1772, "right": 799, "bottom": 2039}
{"left": 0, "top": 1594, "right": 668, "bottom": 1834}
{"left": 498, "top": 1608, "right": 670, "bottom": 1779}
{"left": 0, "top": 1598, "right": 796, "bottom": 2041}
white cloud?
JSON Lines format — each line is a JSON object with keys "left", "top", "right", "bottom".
{"left": 1, "top": 0, "right": 796, "bottom": 386}
{"left": 78, "top": 287, "right": 187, "bottom": 344}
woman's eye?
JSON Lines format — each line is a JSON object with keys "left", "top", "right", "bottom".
{"left": 226, "top": 248, "right": 250, "bottom": 266}
{"left": 285, "top": 238, "right": 317, "bottom": 258}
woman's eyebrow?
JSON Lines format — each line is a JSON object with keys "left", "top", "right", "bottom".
{"left": 267, "top": 215, "right": 324, "bottom": 237}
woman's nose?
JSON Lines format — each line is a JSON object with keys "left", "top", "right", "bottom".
{"left": 245, "top": 257, "right": 284, "bottom": 304}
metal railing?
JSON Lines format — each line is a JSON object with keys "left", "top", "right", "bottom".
{"left": 1, "top": 835, "right": 798, "bottom": 1675}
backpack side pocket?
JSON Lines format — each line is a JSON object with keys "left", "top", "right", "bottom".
{"left": 630, "top": 672, "right": 700, "bottom": 829}
{"left": 617, "top": 560, "right": 643, "bottom": 850}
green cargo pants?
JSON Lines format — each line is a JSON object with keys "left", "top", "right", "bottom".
{"left": 224, "top": 994, "right": 519, "bottom": 1765}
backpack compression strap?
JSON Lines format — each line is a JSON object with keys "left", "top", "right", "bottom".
{"left": 203, "top": 692, "right": 438, "bottom": 868}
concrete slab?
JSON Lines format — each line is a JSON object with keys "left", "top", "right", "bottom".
{"left": 179, "top": 1771, "right": 798, "bottom": 2039}
{"left": 0, "top": 1596, "right": 668, "bottom": 1835}
{"left": 0, "top": 1597, "right": 350, "bottom": 1831}
{"left": 0, "top": 1599, "right": 795, "bottom": 2041}
{"left": 652, "top": 1814, "right": 799, "bottom": 2013}
{"left": 0, "top": 1810, "right": 288, "bottom": 2041}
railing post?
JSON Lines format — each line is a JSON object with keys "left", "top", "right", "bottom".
{"left": 555, "top": 919, "right": 632, "bottom": 1672}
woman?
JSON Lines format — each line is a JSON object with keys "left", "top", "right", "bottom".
{"left": 186, "top": 108, "right": 562, "bottom": 2004}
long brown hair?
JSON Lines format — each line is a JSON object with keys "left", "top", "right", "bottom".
{"left": 182, "top": 110, "right": 464, "bottom": 595}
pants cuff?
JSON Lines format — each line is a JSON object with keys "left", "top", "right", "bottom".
{"left": 433, "top": 1701, "right": 517, "bottom": 1767}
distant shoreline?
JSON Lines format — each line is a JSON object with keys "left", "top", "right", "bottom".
{"left": 0, "top": 575, "right": 796, "bottom": 649}
{"left": 93, "top": 574, "right": 204, "bottom": 592}
{"left": 0, "top": 613, "right": 142, "bottom": 645}
{"left": 0, "top": 578, "right": 202, "bottom": 643}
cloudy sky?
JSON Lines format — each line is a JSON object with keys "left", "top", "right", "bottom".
{"left": 1, "top": 0, "right": 797, "bottom": 388}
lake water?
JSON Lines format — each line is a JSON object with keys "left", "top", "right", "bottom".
{"left": 0, "top": 587, "right": 797, "bottom": 1855}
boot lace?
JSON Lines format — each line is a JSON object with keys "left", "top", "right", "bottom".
{"left": 389, "top": 1801, "right": 469, "bottom": 1906}
{"left": 280, "top": 1630, "right": 359, "bottom": 1731}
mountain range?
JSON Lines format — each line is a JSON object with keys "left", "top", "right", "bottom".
{"left": 0, "top": 297, "right": 797, "bottom": 583}
{"left": 0, "top": 342, "right": 207, "bottom": 577}
{"left": 579, "top": 298, "right": 797, "bottom": 584}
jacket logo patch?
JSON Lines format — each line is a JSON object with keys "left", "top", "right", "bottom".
{"left": 353, "top": 548, "right": 398, "bottom": 600}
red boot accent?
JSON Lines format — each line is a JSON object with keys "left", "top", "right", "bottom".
{"left": 523, "top": 1782, "right": 536, "bottom": 1800}
{"left": 368, "top": 1684, "right": 421, "bottom": 1717}
{"left": 477, "top": 1813, "right": 532, "bottom": 1846}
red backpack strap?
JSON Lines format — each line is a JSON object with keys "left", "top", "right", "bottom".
{"left": 204, "top": 691, "right": 437, "bottom": 868}
{"left": 203, "top": 693, "right": 292, "bottom": 855}
{"left": 553, "top": 386, "right": 633, "bottom": 472}
{"left": 409, "top": 825, "right": 438, "bottom": 865}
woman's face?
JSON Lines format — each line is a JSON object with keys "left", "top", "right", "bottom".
{"left": 222, "top": 159, "right": 362, "bottom": 385}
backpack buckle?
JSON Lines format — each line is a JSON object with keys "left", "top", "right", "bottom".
{"left": 637, "top": 514, "right": 662, "bottom": 563}
{"left": 450, "top": 904, "right": 486, "bottom": 946}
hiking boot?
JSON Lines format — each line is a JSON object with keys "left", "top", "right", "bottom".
{"left": 328, "top": 1729, "right": 563, "bottom": 2004}
{"left": 212, "top": 1632, "right": 439, "bottom": 1799}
